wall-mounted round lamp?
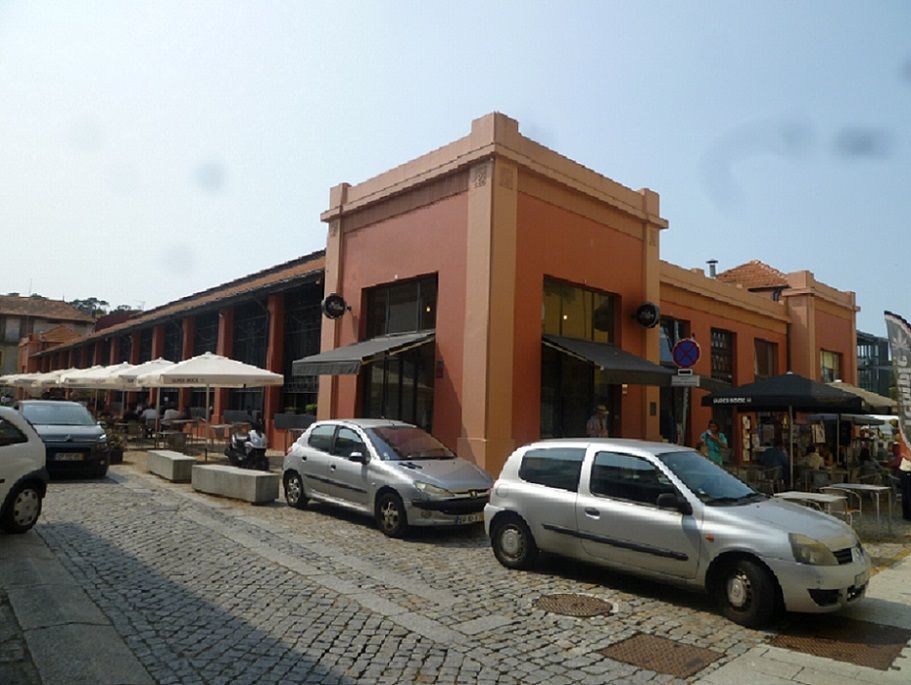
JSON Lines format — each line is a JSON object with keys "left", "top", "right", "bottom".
{"left": 634, "top": 302, "right": 661, "bottom": 328}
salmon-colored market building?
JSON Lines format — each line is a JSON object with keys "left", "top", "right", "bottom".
{"left": 18, "top": 113, "right": 858, "bottom": 476}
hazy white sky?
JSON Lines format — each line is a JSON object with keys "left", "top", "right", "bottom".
{"left": 2, "top": 1, "right": 908, "bottom": 334}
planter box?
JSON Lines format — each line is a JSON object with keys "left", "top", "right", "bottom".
{"left": 191, "top": 464, "right": 278, "bottom": 504}
{"left": 147, "top": 450, "right": 196, "bottom": 483}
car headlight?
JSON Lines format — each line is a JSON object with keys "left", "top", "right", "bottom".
{"left": 789, "top": 533, "right": 838, "bottom": 566}
{"left": 414, "top": 481, "right": 453, "bottom": 498}
{"left": 98, "top": 433, "right": 107, "bottom": 442}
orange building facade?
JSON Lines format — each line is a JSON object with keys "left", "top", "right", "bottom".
{"left": 18, "top": 113, "right": 858, "bottom": 476}
{"left": 312, "top": 113, "right": 858, "bottom": 476}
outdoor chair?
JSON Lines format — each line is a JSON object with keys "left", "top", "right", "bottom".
{"left": 807, "top": 469, "right": 833, "bottom": 492}
{"left": 752, "top": 466, "right": 783, "bottom": 495}
{"left": 819, "top": 486, "right": 861, "bottom": 525}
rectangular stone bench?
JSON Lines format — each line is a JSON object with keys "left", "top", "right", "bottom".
{"left": 147, "top": 450, "right": 197, "bottom": 483}
{"left": 191, "top": 464, "right": 279, "bottom": 504}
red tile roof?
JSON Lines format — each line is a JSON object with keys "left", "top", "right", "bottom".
{"left": 0, "top": 295, "right": 93, "bottom": 322}
{"left": 38, "top": 325, "right": 82, "bottom": 344}
{"left": 715, "top": 260, "right": 788, "bottom": 289}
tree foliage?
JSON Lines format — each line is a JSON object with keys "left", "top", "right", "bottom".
{"left": 68, "top": 297, "right": 110, "bottom": 318}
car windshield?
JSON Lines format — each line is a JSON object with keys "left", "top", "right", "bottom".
{"left": 366, "top": 426, "right": 454, "bottom": 461}
{"left": 657, "top": 450, "right": 763, "bottom": 505}
{"left": 20, "top": 403, "right": 94, "bottom": 427}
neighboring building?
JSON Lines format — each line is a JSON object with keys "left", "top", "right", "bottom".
{"left": 715, "top": 260, "right": 858, "bottom": 385}
{"left": 856, "top": 330, "right": 891, "bottom": 398}
{"left": 26, "top": 113, "right": 862, "bottom": 474}
{"left": 0, "top": 294, "right": 93, "bottom": 376}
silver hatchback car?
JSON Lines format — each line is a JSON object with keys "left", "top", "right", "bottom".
{"left": 485, "top": 438, "right": 871, "bottom": 627}
{"left": 283, "top": 419, "right": 493, "bottom": 537}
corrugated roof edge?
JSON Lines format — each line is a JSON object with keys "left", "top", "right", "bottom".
{"left": 35, "top": 249, "right": 326, "bottom": 355}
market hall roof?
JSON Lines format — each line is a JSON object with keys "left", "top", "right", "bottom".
{"left": 34, "top": 249, "right": 326, "bottom": 356}
{"left": 0, "top": 294, "right": 93, "bottom": 322}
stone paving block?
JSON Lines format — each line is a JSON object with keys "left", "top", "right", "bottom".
{"left": 147, "top": 450, "right": 196, "bottom": 482}
{"left": 24, "top": 618, "right": 154, "bottom": 685}
{"left": 7, "top": 584, "right": 109, "bottom": 631}
{"left": 453, "top": 614, "right": 519, "bottom": 636}
{"left": 191, "top": 464, "right": 279, "bottom": 503}
{"left": 0, "top": 556, "right": 79, "bottom": 589}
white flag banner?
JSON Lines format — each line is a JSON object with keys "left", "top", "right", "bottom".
{"left": 885, "top": 310, "right": 911, "bottom": 447}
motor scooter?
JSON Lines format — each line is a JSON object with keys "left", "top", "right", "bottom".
{"left": 224, "top": 421, "right": 270, "bottom": 471}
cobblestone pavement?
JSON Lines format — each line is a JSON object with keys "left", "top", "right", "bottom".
{"left": 13, "top": 457, "right": 909, "bottom": 684}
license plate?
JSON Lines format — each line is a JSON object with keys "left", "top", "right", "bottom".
{"left": 54, "top": 452, "right": 84, "bottom": 461}
{"left": 455, "top": 512, "right": 484, "bottom": 525}
{"left": 854, "top": 570, "right": 869, "bottom": 587}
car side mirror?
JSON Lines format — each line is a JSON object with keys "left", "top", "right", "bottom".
{"left": 348, "top": 451, "right": 369, "bottom": 464}
{"left": 657, "top": 492, "right": 692, "bottom": 515}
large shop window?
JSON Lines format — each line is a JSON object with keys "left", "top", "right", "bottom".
{"left": 230, "top": 301, "right": 269, "bottom": 413}
{"left": 138, "top": 328, "right": 153, "bottom": 363}
{"left": 282, "top": 285, "right": 322, "bottom": 412}
{"left": 163, "top": 320, "right": 183, "bottom": 362}
{"left": 820, "top": 349, "right": 842, "bottom": 383}
{"left": 541, "top": 278, "right": 619, "bottom": 438}
{"left": 360, "top": 276, "right": 437, "bottom": 430}
{"left": 365, "top": 276, "right": 437, "bottom": 338}
{"left": 754, "top": 339, "right": 778, "bottom": 380}
{"left": 190, "top": 312, "right": 219, "bottom": 411}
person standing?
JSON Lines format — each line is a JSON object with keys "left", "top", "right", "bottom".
{"left": 586, "top": 404, "right": 610, "bottom": 438}
{"left": 699, "top": 420, "right": 728, "bottom": 466}
{"left": 894, "top": 439, "right": 911, "bottom": 521}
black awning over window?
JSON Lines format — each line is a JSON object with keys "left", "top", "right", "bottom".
{"left": 543, "top": 334, "right": 674, "bottom": 386}
{"left": 292, "top": 331, "right": 435, "bottom": 376}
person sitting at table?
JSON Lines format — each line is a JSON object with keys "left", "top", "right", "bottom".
{"left": 804, "top": 445, "right": 825, "bottom": 471}
{"left": 162, "top": 403, "right": 182, "bottom": 424}
{"left": 859, "top": 447, "right": 896, "bottom": 489}
{"left": 758, "top": 440, "right": 790, "bottom": 486}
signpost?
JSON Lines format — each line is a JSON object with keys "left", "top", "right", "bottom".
{"left": 671, "top": 338, "right": 702, "bottom": 444}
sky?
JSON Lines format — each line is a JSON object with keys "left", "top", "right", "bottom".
{"left": 1, "top": 1, "right": 909, "bottom": 335}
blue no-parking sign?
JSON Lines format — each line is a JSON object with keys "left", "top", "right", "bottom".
{"left": 672, "top": 338, "right": 701, "bottom": 369}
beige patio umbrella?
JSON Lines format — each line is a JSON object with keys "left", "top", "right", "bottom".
{"left": 136, "top": 352, "right": 283, "bottom": 458}
{"left": 828, "top": 380, "right": 897, "bottom": 413}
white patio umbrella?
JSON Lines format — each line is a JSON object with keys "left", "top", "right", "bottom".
{"left": 116, "top": 359, "right": 177, "bottom": 429}
{"left": 0, "top": 373, "right": 31, "bottom": 386}
{"left": 59, "top": 365, "right": 108, "bottom": 413}
{"left": 29, "top": 368, "right": 76, "bottom": 388}
{"left": 95, "top": 363, "right": 138, "bottom": 417}
{"left": 136, "top": 352, "right": 283, "bottom": 458}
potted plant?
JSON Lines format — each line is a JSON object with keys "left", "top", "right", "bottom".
{"left": 106, "top": 431, "right": 126, "bottom": 464}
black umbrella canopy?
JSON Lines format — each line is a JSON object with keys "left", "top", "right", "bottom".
{"left": 701, "top": 372, "right": 864, "bottom": 413}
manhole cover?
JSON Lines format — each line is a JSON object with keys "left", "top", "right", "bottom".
{"left": 770, "top": 616, "right": 911, "bottom": 671}
{"left": 533, "top": 593, "right": 613, "bottom": 617}
{"left": 600, "top": 633, "right": 722, "bottom": 678}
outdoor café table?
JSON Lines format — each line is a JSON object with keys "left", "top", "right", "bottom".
{"left": 773, "top": 491, "right": 847, "bottom": 516}
{"left": 826, "top": 483, "right": 893, "bottom": 531}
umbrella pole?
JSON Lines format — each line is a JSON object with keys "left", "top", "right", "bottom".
{"left": 204, "top": 385, "right": 210, "bottom": 462}
{"left": 836, "top": 415, "right": 841, "bottom": 465}
{"left": 788, "top": 405, "right": 794, "bottom": 489}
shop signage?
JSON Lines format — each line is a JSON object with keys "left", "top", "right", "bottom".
{"left": 321, "top": 293, "right": 349, "bottom": 319}
{"left": 885, "top": 310, "right": 911, "bottom": 446}
{"left": 634, "top": 302, "right": 661, "bottom": 328}
{"left": 672, "top": 338, "right": 701, "bottom": 369}
{"left": 671, "top": 370, "right": 700, "bottom": 387}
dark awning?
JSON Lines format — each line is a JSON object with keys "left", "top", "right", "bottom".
{"left": 543, "top": 334, "right": 674, "bottom": 386}
{"left": 292, "top": 331, "right": 435, "bottom": 376}
{"left": 700, "top": 372, "right": 864, "bottom": 413}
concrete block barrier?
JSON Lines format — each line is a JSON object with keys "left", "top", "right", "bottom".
{"left": 191, "top": 464, "right": 279, "bottom": 504}
{"left": 147, "top": 450, "right": 197, "bottom": 483}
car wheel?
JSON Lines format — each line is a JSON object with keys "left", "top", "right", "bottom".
{"left": 491, "top": 516, "right": 538, "bottom": 570}
{"left": 714, "top": 558, "right": 776, "bottom": 628}
{"left": 284, "top": 472, "right": 308, "bottom": 509}
{"left": 0, "top": 484, "right": 43, "bottom": 534}
{"left": 375, "top": 491, "right": 407, "bottom": 538}
{"left": 94, "top": 463, "right": 109, "bottom": 479}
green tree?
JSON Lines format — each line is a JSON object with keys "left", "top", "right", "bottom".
{"left": 68, "top": 297, "right": 109, "bottom": 318}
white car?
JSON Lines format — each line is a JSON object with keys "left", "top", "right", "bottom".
{"left": 0, "top": 406, "right": 49, "bottom": 533}
{"left": 486, "top": 438, "right": 871, "bottom": 627}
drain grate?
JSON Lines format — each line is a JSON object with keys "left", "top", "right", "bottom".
{"left": 600, "top": 633, "right": 722, "bottom": 678}
{"left": 533, "top": 593, "right": 613, "bottom": 617}
{"left": 770, "top": 616, "right": 911, "bottom": 671}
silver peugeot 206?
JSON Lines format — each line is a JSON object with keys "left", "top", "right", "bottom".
{"left": 283, "top": 419, "right": 493, "bottom": 537}
{"left": 485, "top": 438, "right": 871, "bottom": 627}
